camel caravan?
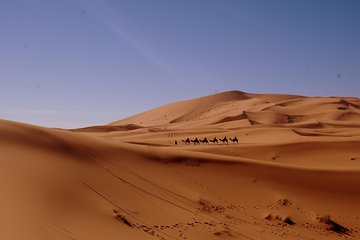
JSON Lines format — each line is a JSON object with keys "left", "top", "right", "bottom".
{"left": 180, "top": 136, "right": 238, "bottom": 145}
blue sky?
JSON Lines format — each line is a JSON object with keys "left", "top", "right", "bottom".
{"left": 1, "top": 0, "right": 359, "bottom": 128}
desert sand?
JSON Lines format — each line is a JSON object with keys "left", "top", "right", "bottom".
{"left": 1, "top": 90, "right": 360, "bottom": 240}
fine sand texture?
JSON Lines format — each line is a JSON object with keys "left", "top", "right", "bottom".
{"left": 1, "top": 90, "right": 360, "bottom": 240}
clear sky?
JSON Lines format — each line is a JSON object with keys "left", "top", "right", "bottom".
{"left": 1, "top": 0, "right": 359, "bottom": 128}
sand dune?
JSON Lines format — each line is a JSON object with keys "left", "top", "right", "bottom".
{"left": 1, "top": 91, "right": 360, "bottom": 240}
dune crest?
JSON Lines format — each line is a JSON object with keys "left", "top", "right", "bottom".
{"left": 109, "top": 91, "right": 360, "bottom": 128}
{"left": 1, "top": 91, "right": 360, "bottom": 240}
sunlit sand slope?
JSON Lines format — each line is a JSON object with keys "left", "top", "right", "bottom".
{"left": 1, "top": 91, "right": 360, "bottom": 240}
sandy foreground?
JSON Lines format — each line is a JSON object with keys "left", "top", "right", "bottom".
{"left": 1, "top": 90, "right": 360, "bottom": 240}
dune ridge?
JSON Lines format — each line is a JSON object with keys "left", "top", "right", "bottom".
{"left": 109, "top": 91, "right": 360, "bottom": 129}
{"left": 1, "top": 91, "right": 360, "bottom": 240}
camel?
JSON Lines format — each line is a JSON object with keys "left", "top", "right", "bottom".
{"left": 200, "top": 137, "right": 209, "bottom": 144}
{"left": 219, "top": 136, "right": 228, "bottom": 144}
{"left": 229, "top": 136, "right": 238, "bottom": 144}
{"left": 182, "top": 138, "right": 191, "bottom": 145}
{"left": 191, "top": 137, "right": 200, "bottom": 145}
{"left": 209, "top": 137, "right": 218, "bottom": 144}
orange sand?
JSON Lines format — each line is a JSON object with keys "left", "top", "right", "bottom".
{"left": 1, "top": 91, "right": 360, "bottom": 239}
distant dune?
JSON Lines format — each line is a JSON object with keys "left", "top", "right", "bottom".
{"left": 1, "top": 91, "right": 360, "bottom": 240}
{"left": 109, "top": 90, "right": 360, "bottom": 128}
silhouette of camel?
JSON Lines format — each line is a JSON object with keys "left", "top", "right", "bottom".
{"left": 209, "top": 137, "right": 218, "bottom": 144}
{"left": 219, "top": 136, "right": 228, "bottom": 144}
{"left": 182, "top": 138, "right": 191, "bottom": 145}
{"left": 200, "top": 137, "right": 209, "bottom": 144}
{"left": 191, "top": 137, "right": 200, "bottom": 145}
{"left": 229, "top": 136, "right": 238, "bottom": 144}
